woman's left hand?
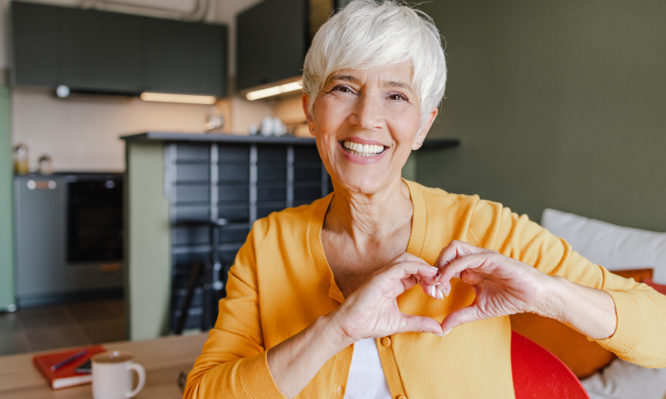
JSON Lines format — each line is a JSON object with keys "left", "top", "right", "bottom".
{"left": 433, "top": 240, "right": 552, "bottom": 335}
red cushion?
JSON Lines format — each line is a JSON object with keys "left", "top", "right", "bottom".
{"left": 511, "top": 331, "right": 589, "bottom": 399}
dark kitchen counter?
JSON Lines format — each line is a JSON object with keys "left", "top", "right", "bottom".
{"left": 121, "top": 131, "right": 459, "bottom": 148}
{"left": 121, "top": 132, "right": 316, "bottom": 145}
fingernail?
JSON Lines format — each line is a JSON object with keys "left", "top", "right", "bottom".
{"left": 443, "top": 328, "right": 452, "bottom": 337}
{"left": 436, "top": 286, "right": 444, "bottom": 300}
{"left": 429, "top": 286, "right": 437, "bottom": 298}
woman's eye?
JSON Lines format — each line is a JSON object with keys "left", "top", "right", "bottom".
{"left": 332, "top": 85, "right": 354, "bottom": 94}
{"left": 388, "top": 93, "right": 408, "bottom": 102}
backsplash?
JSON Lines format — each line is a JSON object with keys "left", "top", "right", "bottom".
{"left": 11, "top": 86, "right": 273, "bottom": 171}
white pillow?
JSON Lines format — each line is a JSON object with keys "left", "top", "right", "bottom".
{"left": 581, "top": 358, "right": 666, "bottom": 399}
{"left": 541, "top": 208, "right": 666, "bottom": 283}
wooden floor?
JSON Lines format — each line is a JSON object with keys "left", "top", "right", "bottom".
{"left": 0, "top": 298, "right": 125, "bottom": 356}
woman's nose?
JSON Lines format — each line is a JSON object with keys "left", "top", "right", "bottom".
{"left": 350, "top": 92, "right": 384, "bottom": 130}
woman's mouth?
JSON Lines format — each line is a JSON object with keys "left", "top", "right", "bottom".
{"left": 341, "top": 140, "right": 387, "bottom": 157}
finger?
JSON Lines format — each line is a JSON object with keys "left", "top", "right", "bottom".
{"left": 419, "top": 281, "right": 446, "bottom": 299}
{"left": 440, "top": 306, "right": 483, "bottom": 336}
{"left": 385, "top": 259, "right": 438, "bottom": 282}
{"left": 401, "top": 263, "right": 440, "bottom": 297}
{"left": 436, "top": 252, "right": 495, "bottom": 287}
{"left": 398, "top": 314, "right": 444, "bottom": 336}
{"left": 403, "top": 275, "right": 418, "bottom": 291}
{"left": 434, "top": 240, "right": 483, "bottom": 269}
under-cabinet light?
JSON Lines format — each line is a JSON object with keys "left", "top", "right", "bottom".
{"left": 140, "top": 92, "right": 217, "bottom": 105}
{"left": 245, "top": 80, "right": 303, "bottom": 101}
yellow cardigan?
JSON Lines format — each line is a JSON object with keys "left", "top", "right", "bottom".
{"left": 184, "top": 180, "right": 666, "bottom": 399}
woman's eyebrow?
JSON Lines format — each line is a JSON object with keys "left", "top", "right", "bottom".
{"left": 384, "top": 81, "right": 412, "bottom": 90}
{"left": 327, "top": 75, "right": 413, "bottom": 91}
{"left": 328, "top": 75, "right": 358, "bottom": 84}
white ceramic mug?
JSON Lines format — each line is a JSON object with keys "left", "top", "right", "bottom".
{"left": 92, "top": 351, "right": 146, "bottom": 399}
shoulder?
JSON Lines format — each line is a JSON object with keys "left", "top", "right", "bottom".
{"left": 407, "top": 179, "right": 487, "bottom": 213}
{"left": 409, "top": 180, "right": 507, "bottom": 214}
{"left": 406, "top": 180, "right": 530, "bottom": 246}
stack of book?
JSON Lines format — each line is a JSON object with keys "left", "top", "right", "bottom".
{"left": 32, "top": 345, "right": 106, "bottom": 389}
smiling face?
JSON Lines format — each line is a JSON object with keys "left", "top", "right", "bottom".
{"left": 304, "top": 61, "right": 438, "bottom": 195}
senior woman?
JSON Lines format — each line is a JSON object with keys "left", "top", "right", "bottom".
{"left": 184, "top": 1, "right": 666, "bottom": 398}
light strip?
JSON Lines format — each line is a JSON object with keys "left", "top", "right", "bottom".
{"left": 140, "top": 92, "right": 217, "bottom": 105}
{"left": 246, "top": 80, "right": 303, "bottom": 101}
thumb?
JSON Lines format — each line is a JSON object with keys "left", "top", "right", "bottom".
{"left": 398, "top": 314, "right": 443, "bottom": 336}
{"left": 441, "top": 306, "right": 482, "bottom": 336}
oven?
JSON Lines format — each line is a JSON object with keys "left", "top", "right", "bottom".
{"left": 66, "top": 175, "right": 123, "bottom": 263}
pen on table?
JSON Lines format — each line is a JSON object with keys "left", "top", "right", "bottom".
{"left": 50, "top": 349, "right": 88, "bottom": 371}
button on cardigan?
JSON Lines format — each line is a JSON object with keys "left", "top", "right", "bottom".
{"left": 184, "top": 180, "right": 666, "bottom": 399}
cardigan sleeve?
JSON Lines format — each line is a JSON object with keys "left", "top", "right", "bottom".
{"left": 466, "top": 200, "right": 666, "bottom": 368}
{"left": 183, "top": 222, "right": 287, "bottom": 399}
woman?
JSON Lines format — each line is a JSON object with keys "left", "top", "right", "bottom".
{"left": 184, "top": 1, "right": 666, "bottom": 398}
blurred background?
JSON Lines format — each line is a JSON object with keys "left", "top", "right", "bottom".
{"left": 0, "top": 0, "right": 664, "bottom": 355}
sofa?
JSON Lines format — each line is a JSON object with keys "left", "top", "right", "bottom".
{"left": 510, "top": 208, "right": 666, "bottom": 399}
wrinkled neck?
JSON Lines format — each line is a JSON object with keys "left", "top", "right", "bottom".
{"left": 324, "top": 178, "right": 413, "bottom": 244}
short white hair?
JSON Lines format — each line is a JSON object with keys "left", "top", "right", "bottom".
{"left": 302, "top": 0, "right": 447, "bottom": 120}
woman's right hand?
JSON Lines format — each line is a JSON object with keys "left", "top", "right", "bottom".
{"left": 268, "top": 253, "right": 443, "bottom": 398}
{"left": 329, "top": 253, "right": 444, "bottom": 345}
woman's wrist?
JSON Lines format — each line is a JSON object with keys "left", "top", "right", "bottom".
{"left": 267, "top": 313, "right": 355, "bottom": 398}
{"left": 323, "top": 310, "right": 357, "bottom": 350}
{"left": 537, "top": 275, "right": 617, "bottom": 339}
{"left": 531, "top": 275, "right": 568, "bottom": 320}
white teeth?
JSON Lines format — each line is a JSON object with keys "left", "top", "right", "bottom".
{"left": 342, "top": 140, "right": 385, "bottom": 156}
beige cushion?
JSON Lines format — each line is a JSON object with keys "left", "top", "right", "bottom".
{"left": 541, "top": 208, "right": 666, "bottom": 283}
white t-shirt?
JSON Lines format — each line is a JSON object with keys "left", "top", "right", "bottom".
{"left": 344, "top": 338, "right": 392, "bottom": 399}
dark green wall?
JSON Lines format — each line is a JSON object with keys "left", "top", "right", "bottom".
{"left": 416, "top": 1, "right": 666, "bottom": 231}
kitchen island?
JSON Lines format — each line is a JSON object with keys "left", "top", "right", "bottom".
{"left": 122, "top": 132, "right": 328, "bottom": 340}
{"left": 122, "top": 132, "right": 459, "bottom": 340}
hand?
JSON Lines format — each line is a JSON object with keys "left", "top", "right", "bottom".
{"left": 434, "top": 240, "right": 551, "bottom": 335}
{"left": 330, "top": 253, "right": 445, "bottom": 344}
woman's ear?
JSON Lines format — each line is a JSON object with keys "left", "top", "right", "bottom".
{"left": 302, "top": 94, "right": 316, "bottom": 136}
{"left": 412, "top": 107, "right": 438, "bottom": 150}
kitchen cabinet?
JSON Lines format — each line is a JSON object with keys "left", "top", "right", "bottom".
{"left": 236, "top": 0, "right": 306, "bottom": 91}
{"left": 60, "top": 8, "right": 144, "bottom": 93}
{"left": 13, "top": 174, "right": 124, "bottom": 306}
{"left": 236, "top": 0, "right": 353, "bottom": 92}
{"left": 10, "top": 1, "right": 227, "bottom": 97}
{"left": 143, "top": 18, "right": 227, "bottom": 96}
{"left": 10, "top": 2, "right": 60, "bottom": 87}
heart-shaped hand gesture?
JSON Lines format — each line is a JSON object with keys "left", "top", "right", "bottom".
{"left": 329, "top": 241, "right": 552, "bottom": 344}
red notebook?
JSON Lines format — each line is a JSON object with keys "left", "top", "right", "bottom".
{"left": 32, "top": 345, "right": 107, "bottom": 389}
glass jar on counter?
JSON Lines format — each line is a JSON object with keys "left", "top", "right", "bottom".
{"left": 38, "top": 154, "right": 53, "bottom": 175}
{"left": 13, "top": 143, "right": 29, "bottom": 175}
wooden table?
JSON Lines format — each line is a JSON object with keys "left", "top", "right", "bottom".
{"left": 0, "top": 333, "right": 208, "bottom": 398}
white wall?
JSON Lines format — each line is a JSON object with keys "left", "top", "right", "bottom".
{"left": 12, "top": 87, "right": 218, "bottom": 171}
{"left": 1, "top": 0, "right": 273, "bottom": 172}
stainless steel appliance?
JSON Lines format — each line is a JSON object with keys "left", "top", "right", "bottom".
{"left": 13, "top": 173, "right": 123, "bottom": 306}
